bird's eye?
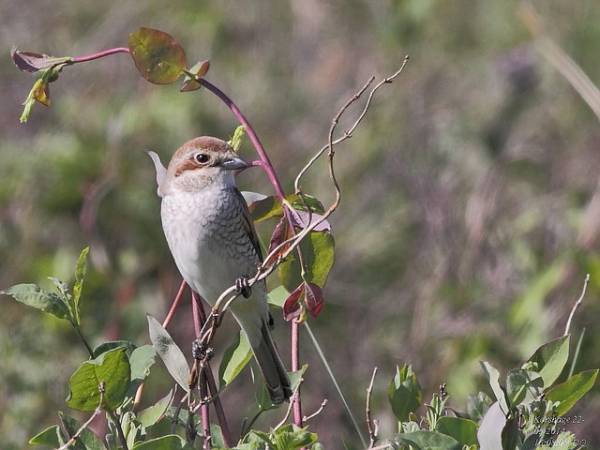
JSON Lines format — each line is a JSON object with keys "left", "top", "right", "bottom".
{"left": 195, "top": 153, "right": 210, "bottom": 164}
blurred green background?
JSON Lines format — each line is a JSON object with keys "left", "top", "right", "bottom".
{"left": 1, "top": 0, "right": 600, "bottom": 448}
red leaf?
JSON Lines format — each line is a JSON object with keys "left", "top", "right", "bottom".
{"left": 304, "top": 282, "right": 324, "bottom": 318}
{"left": 282, "top": 284, "right": 304, "bottom": 322}
{"left": 267, "top": 216, "right": 291, "bottom": 256}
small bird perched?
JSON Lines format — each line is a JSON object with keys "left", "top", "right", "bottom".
{"left": 148, "top": 136, "right": 292, "bottom": 404}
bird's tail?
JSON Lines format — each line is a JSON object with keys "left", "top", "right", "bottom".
{"left": 250, "top": 320, "right": 292, "bottom": 405}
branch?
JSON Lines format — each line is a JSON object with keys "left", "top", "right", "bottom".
{"left": 192, "top": 292, "right": 233, "bottom": 447}
{"left": 365, "top": 367, "right": 378, "bottom": 448}
{"left": 302, "top": 399, "right": 328, "bottom": 422}
{"left": 563, "top": 274, "right": 590, "bottom": 336}
{"left": 191, "top": 292, "right": 211, "bottom": 450}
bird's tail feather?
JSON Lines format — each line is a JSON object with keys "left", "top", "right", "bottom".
{"left": 251, "top": 320, "right": 292, "bottom": 405}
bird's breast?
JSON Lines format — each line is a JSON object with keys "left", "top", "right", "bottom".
{"left": 160, "top": 187, "right": 259, "bottom": 304}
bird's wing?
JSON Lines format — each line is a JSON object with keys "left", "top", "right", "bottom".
{"left": 234, "top": 187, "right": 263, "bottom": 262}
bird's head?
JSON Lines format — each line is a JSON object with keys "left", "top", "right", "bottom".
{"left": 148, "top": 136, "right": 250, "bottom": 196}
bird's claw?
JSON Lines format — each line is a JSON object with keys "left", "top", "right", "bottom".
{"left": 235, "top": 276, "right": 252, "bottom": 298}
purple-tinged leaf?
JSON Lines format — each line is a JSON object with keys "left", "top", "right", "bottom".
{"left": 289, "top": 209, "right": 331, "bottom": 232}
{"left": 283, "top": 284, "right": 304, "bottom": 322}
{"left": 304, "top": 282, "right": 324, "bottom": 318}
{"left": 11, "top": 48, "right": 71, "bottom": 72}
{"left": 128, "top": 27, "right": 186, "bottom": 84}
{"left": 180, "top": 59, "right": 210, "bottom": 92}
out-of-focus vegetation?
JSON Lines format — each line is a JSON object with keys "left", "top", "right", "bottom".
{"left": 1, "top": 0, "right": 600, "bottom": 448}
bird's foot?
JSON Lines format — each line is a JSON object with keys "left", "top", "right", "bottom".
{"left": 235, "top": 276, "right": 252, "bottom": 298}
{"left": 192, "top": 339, "right": 214, "bottom": 361}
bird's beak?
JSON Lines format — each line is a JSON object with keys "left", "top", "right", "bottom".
{"left": 221, "top": 156, "right": 251, "bottom": 171}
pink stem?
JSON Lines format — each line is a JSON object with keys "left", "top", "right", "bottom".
{"left": 197, "top": 79, "right": 286, "bottom": 199}
{"left": 71, "top": 47, "right": 130, "bottom": 64}
{"left": 163, "top": 280, "right": 187, "bottom": 328}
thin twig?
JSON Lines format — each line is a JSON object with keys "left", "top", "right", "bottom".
{"left": 302, "top": 399, "right": 328, "bottom": 422}
{"left": 563, "top": 274, "right": 590, "bottom": 336}
{"left": 274, "top": 376, "right": 305, "bottom": 430}
{"left": 294, "top": 56, "right": 410, "bottom": 193}
{"left": 56, "top": 387, "right": 105, "bottom": 450}
{"left": 366, "top": 367, "right": 378, "bottom": 448}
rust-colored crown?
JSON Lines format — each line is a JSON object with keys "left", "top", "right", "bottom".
{"left": 172, "top": 136, "right": 231, "bottom": 160}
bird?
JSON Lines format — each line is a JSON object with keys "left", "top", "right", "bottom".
{"left": 148, "top": 136, "right": 292, "bottom": 404}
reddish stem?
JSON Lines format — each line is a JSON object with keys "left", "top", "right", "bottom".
{"left": 198, "top": 77, "right": 303, "bottom": 425}
{"left": 71, "top": 47, "right": 130, "bottom": 63}
{"left": 192, "top": 292, "right": 233, "bottom": 447}
{"left": 163, "top": 279, "right": 187, "bottom": 328}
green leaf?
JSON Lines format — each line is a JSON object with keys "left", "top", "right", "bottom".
{"left": 2, "top": 283, "right": 70, "bottom": 320}
{"left": 267, "top": 286, "right": 289, "bottom": 308}
{"left": 387, "top": 364, "right": 422, "bottom": 422}
{"left": 66, "top": 347, "right": 131, "bottom": 412}
{"left": 180, "top": 59, "right": 209, "bottom": 92}
{"left": 256, "top": 365, "right": 307, "bottom": 411}
{"left": 228, "top": 125, "right": 246, "bottom": 152}
{"left": 271, "top": 424, "right": 318, "bottom": 450}
{"left": 393, "top": 430, "right": 461, "bottom": 450}
{"left": 132, "top": 434, "right": 189, "bottom": 450}
{"left": 218, "top": 331, "right": 252, "bottom": 388}
{"left": 436, "top": 417, "right": 477, "bottom": 446}
{"left": 546, "top": 369, "right": 598, "bottom": 416}
{"left": 248, "top": 194, "right": 325, "bottom": 223}
{"left": 147, "top": 315, "right": 190, "bottom": 392}
{"left": 526, "top": 335, "right": 570, "bottom": 388}
{"left": 285, "top": 194, "right": 325, "bottom": 214}
{"left": 128, "top": 27, "right": 186, "bottom": 84}
{"left": 248, "top": 196, "right": 282, "bottom": 222}
{"left": 278, "top": 230, "right": 335, "bottom": 291}
{"left": 72, "top": 246, "right": 90, "bottom": 325}
{"left": 476, "top": 402, "right": 505, "bottom": 450}
{"left": 29, "top": 425, "right": 60, "bottom": 447}
{"left": 210, "top": 424, "right": 226, "bottom": 449}
{"left": 93, "top": 340, "right": 136, "bottom": 358}
{"left": 130, "top": 345, "right": 157, "bottom": 381}
{"left": 466, "top": 392, "right": 492, "bottom": 421}
{"left": 58, "top": 412, "right": 106, "bottom": 450}
{"left": 289, "top": 364, "right": 308, "bottom": 393}
{"left": 506, "top": 369, "right": 543, "bottom": 406}
{"left": 138, "top": 390, "right": 174, "bottom": 428}
{"left": 480, "top": 361, "right": 509, "bottom": 414}
{"left": 501, "top": 416, "right": 521, "bottom": 450}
